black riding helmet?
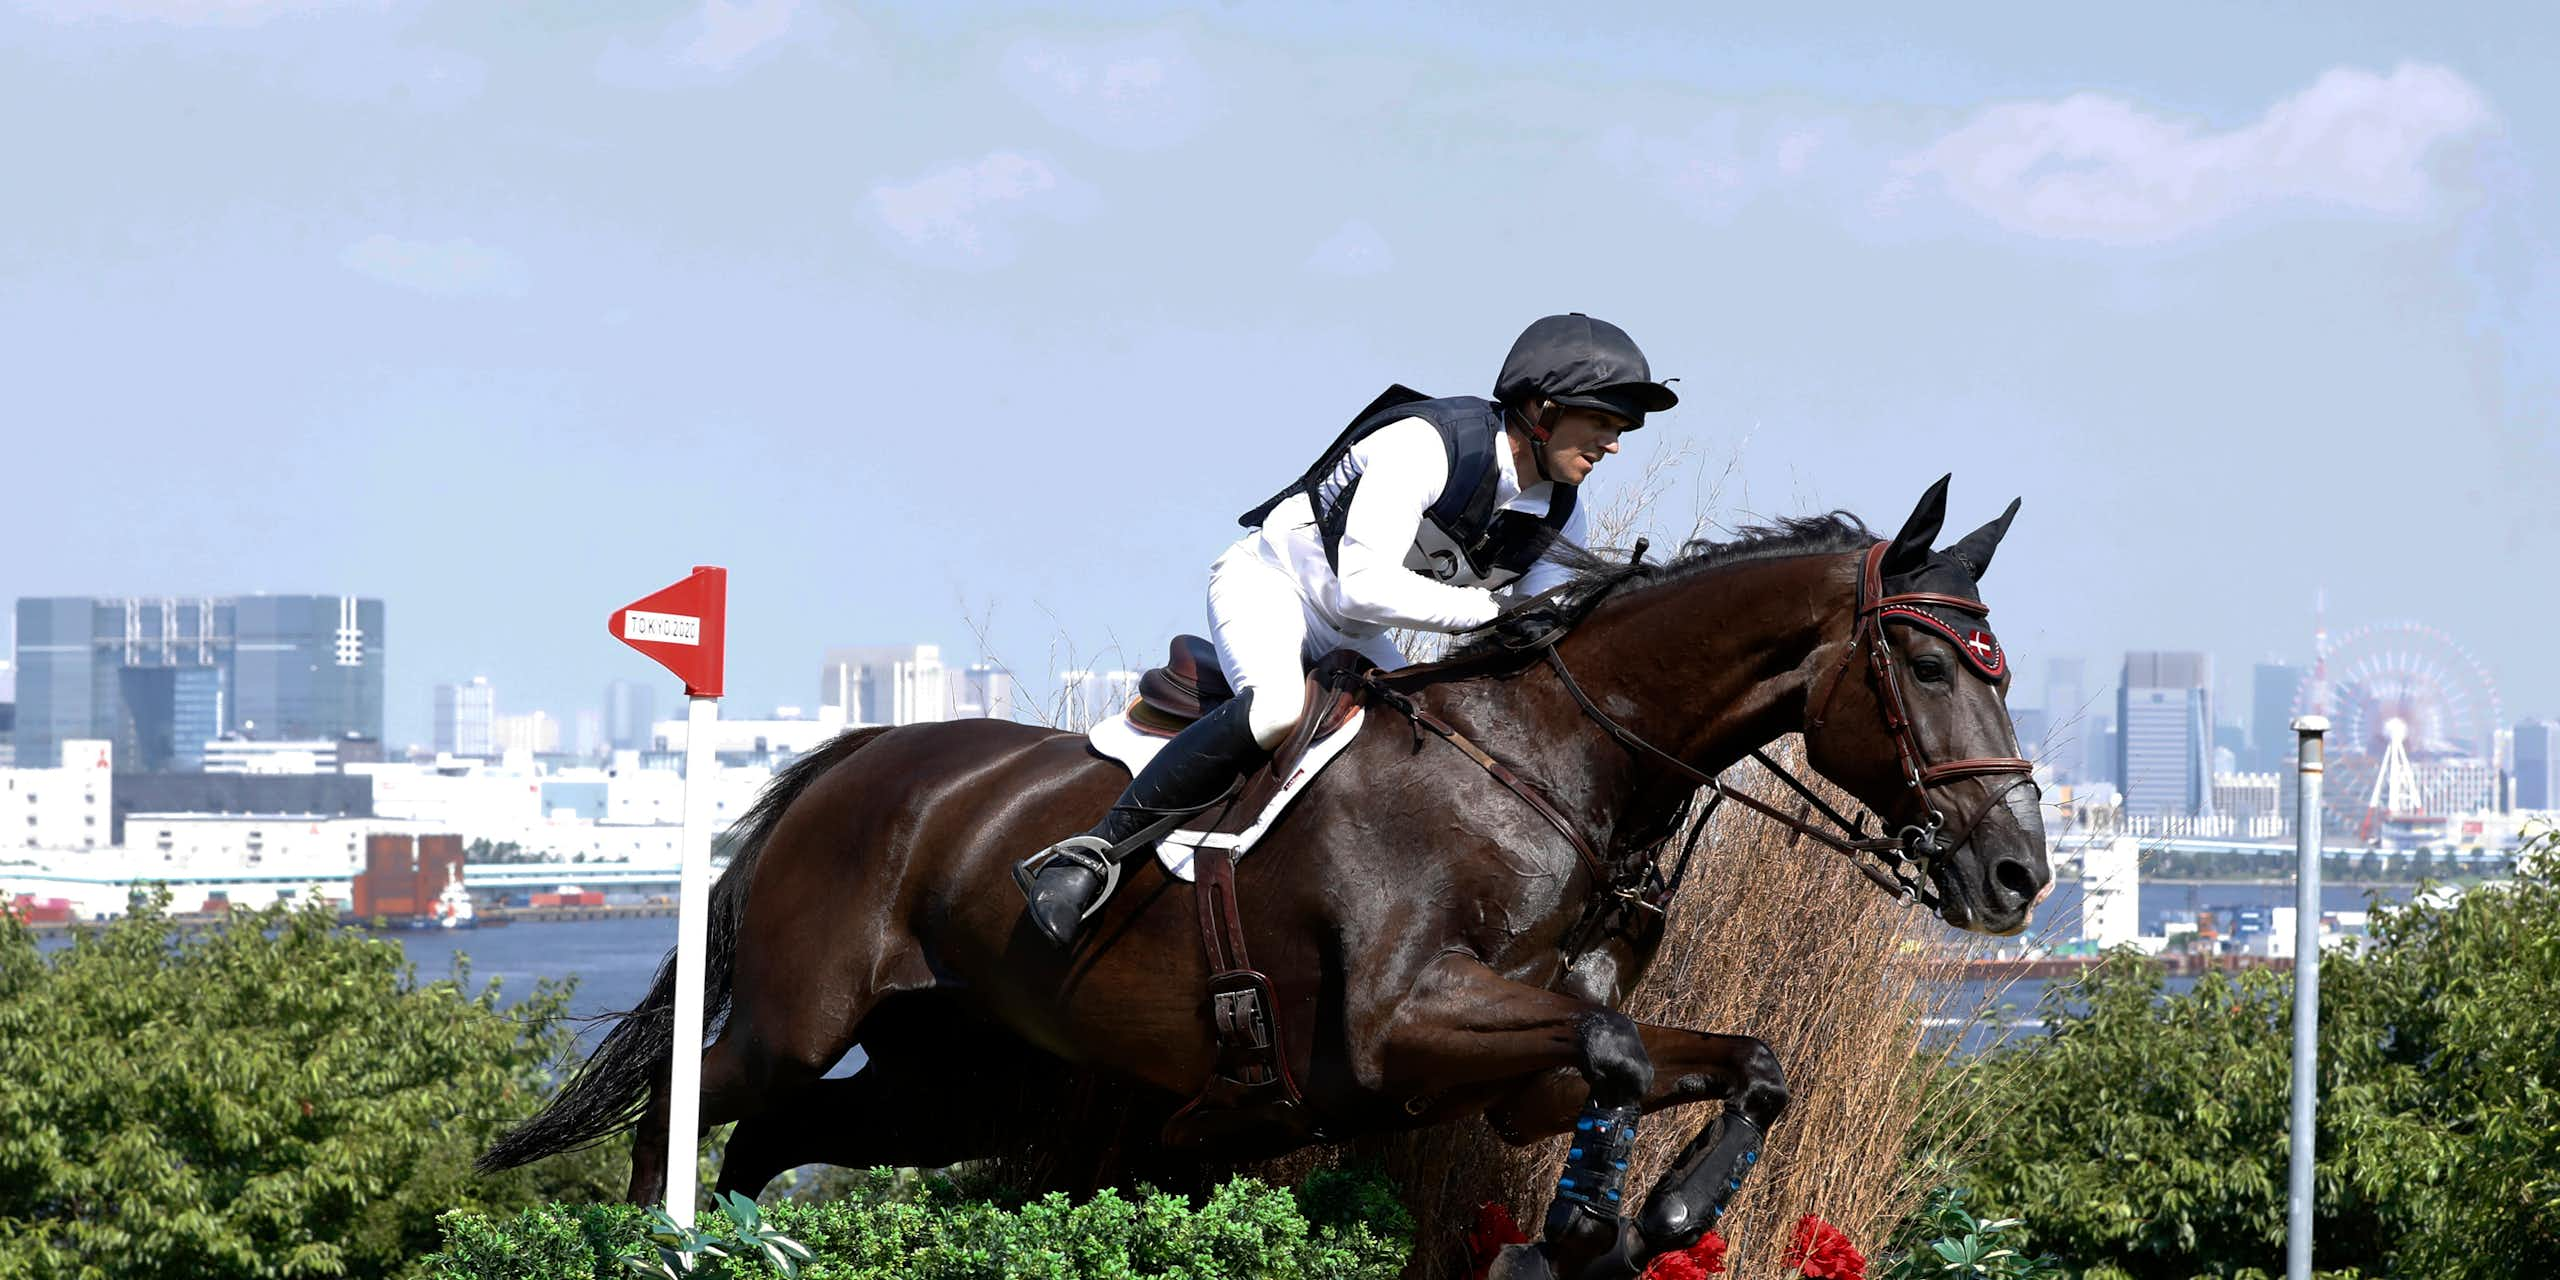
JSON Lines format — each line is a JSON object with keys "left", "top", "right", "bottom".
{"left": 1495, "top": 312, "right": 1678, "bottom": 480}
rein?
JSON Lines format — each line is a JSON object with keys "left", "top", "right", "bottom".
{"left": 1365, "top": 540, "right": 2038, "bottom": 923}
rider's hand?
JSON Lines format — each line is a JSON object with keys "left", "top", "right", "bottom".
{"left": 1488, "top": 587, "right": 1574, "bottom": 651}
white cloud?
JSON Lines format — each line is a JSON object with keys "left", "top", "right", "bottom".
{"left": 597, "top": 0, "right": 818, "bottom": 87}
{"left": 1000, "top": 28, "right": 1222, "bottom": 149}
{"left": 339, "top": 234, "right": 527, "bottom": 298}
{"left": 1895, "top": 63, "right": 2496, "bottom": 244}
{"left": 12, "top": 0, "right": 379, "bottom": 25}
{"left": 1304, "top": 219, "right": 1392, "bottom": 277}
{"left": 866, "top": 151, "right": 1096, "bottom": 270}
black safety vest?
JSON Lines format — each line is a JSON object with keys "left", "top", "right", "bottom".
{"left": 1237, "top": 385, "right": 1578, "bottom": 590}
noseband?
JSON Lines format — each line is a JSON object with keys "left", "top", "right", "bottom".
{"left": 1542, "top": 541, "right": 2035, "bottom": 910}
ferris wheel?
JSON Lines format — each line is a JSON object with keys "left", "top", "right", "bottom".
{"left": 2294, "top": 621, "right": 2503, "bottom": 765}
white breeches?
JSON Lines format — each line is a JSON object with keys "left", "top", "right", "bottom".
{"left": 1207, "top": 543, "right": 1408, "bottom": 748}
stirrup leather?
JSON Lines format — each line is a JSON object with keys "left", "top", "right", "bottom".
{"left": 1010, "top": 835, "right": 1123, "bottom": 922}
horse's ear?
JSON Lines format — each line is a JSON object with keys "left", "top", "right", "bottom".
{"left": 1884, "top": 474, "right": 1951, "bottom": 576}
{"left": 1949, "top": 497, "right": 2023, "bottom": 580}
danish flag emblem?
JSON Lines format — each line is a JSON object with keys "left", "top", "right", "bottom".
{"left": 1964, "top": 631, "right": 1996, "bottom": 660}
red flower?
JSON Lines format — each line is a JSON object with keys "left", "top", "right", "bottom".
{"left": 1466, "top": 1200, "right": 1529, "bottom": 1280}
{"left": 1642, "top": 1230, "right": 1729, "bottom": 1278}
{"left": 1781, "top": 1214, "right": 1866, "bottom": 1280}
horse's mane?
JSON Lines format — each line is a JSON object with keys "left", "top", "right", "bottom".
{"left": 1448, "top": 512, "right": 1875, "bottom": 660}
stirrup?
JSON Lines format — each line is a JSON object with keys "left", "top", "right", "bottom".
{"left": 1011, "top": 835, "right": 1123, "bottom": 922}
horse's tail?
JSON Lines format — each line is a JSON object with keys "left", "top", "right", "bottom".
{"left": 475, "top": 725, "right": 897, "bottom": 1173}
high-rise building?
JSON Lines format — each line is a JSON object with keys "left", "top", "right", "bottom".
{"left": 954, "top": 662, "right": 1016, "bottom": 721}
{"left": 2119, "top": 652, "right": 2214, "bottom": 817}
{"left": 11, "top": 595, "right": 383, "bottom": 771}
{"left": 604, "top": 679, "right": 657, "bottom": 751}
{"left": 2008, "top": 706, "right": 2051, "bottom": 766}
{"left": 2250, "top": 661, "right": 2305, "bottom": 772}
{"left": 493, "top": 710, "right": 561, "bottom": 756}
{"left": 2042, "top": 656, "right": 2088, "bottom": 723}
{"left": 2074, "top": 713, "right": 2116, "bottom": 789}
{"left": 433, "top": 678, "right": 496, "bottom": 758}
{"left": 2513, "top": 719, "right": 2556, "bottom": 811}
{"left": 821, "top": 645, "right": 950, "bottom": 727}
{"left": 229, "top": 595, "right": 385, "bottom": 745}
{"left": 1059, "top": 668, "right": 1143, "bottom": 730}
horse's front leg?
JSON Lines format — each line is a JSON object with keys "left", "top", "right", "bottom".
{"left": 1367, "top": 953, "right": 1657, "bottom": 1280}
{"left": 1484, "top": 1022, "right": 1791, "bottom": 1265}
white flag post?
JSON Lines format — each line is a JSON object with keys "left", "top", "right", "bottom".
{"left": 607, "top": 566, "right": 728, "bottom": 1227}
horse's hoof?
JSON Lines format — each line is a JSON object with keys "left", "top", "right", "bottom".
{"left": 1486, "top": 1242, "right": 1555, "bottom": 1280}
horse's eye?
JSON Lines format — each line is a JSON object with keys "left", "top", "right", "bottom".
{"left": 1911, "top": 656, "right": 1949, "bottom": 684}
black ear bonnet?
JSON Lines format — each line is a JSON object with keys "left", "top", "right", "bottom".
{"left": 1880, "top": 557, "right": 2006, "bottom": 680}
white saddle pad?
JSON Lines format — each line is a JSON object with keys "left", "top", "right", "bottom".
{"left": 1086, "top": 706, "right": 1367, "bottom": 882}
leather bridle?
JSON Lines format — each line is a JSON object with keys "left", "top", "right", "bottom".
{"left": 1540, "top": 540, "right": 2036, "bottom": 911}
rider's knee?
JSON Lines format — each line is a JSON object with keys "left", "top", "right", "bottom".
{"left": 1244, "top": 683, "right": 1303, "bottom": 750}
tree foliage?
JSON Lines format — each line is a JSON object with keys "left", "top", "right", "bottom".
{"left": 0, "top": 890, "right": 624, "bottom": 1278}
{"left": 1952, "top": 829, "right": 2560, "bottom": 1278}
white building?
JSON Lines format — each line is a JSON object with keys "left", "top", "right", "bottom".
{"left": 122, "top": 813, "right": 380, "bottom": 877}
{"left": 1058, "top": 668, "right": 1143, "bottom": 730}
{"left": 2412, "top": 756, "right": 2498, "bottom": 817}
{"left": 821, "top": 644, "right": 948, "bottom": 727}
{"left": 1, "top": 738, "right": 112, "bottom": 853}
{"left": 493, "top": 710, "right": 562, "bottom": 755}
{"left": 954, "top": 662, "right": 1016, "bottom": 721}
{"left": 202, "top": 738, "right": 343, "bottom": 775}
{"left": 349, "top": 756, "right": 774, "bottom": 863}
{"left": 646, "top": 704, "right": 849, "bottom": 758}
{"left": 2080, "top": 834, "right": 2140, "bottom": 949}
{"left": 433, "top": 677, "right": 497, "bottom": 758}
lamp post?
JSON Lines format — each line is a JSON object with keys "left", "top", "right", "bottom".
{"left": 2287, "top": 715, "right": 2328, "bottom": 1280}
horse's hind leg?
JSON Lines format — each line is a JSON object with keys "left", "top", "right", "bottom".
{"left": 715, "top": 1063, "right": 1003, "bottom": 1199}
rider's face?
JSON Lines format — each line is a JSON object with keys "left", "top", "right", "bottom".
{"left": 1542, "top": 408, "right": 1628, "bottom": 485}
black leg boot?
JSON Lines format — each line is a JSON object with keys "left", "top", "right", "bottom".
{"left": 1014, "top": 691, "right": 1265, "bottom": 948}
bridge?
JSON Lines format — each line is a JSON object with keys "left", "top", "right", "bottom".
{"left": 461, "top": 861, "right": 715, "bottom": 890}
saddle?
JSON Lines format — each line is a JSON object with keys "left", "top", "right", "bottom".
{"left": 1126, "top": 636, "right": 1364, "bottom": 1150}
{"left": 1130, "top": 635, "right": 1234, "bottom": 734}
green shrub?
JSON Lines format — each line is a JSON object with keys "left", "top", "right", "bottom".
{"left": 1947, "top": 825, "right": 2560, "bottom": 1278}
{"left": 422, "top": 1166, "right": 1413, "bottom": 1279}
{"left": 0, "top": 890, "right": 625, "bottom": 1279}
{"left": 1880, "top": 1187, "right": 2061, "bottom": 1279}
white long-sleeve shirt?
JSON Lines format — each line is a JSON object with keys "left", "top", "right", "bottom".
{"left": 1235, "top": 415, "right": 1587, "bottom": 640}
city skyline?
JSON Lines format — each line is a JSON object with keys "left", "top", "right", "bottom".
{"left": 2, "top": 3, "right": 2552, "bottom": 740}
{"left": 8, "top": 585, "right": 2541, "bottom": 764}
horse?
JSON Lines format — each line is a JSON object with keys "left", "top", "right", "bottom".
{"left": 479, "top": 475, "right": 2049, "bottom": 1279}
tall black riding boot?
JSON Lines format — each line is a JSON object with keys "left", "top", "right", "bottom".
{"left": 1014, "top": 691, "right": 1265, "bottom": 948}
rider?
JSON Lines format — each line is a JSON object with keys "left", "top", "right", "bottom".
{"left": 1015, "top": 313, "right": 1678, "bottom": 947}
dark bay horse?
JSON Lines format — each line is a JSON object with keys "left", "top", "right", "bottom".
{"left": 481, "top": 476, "right": 2049, "bottom": 1279}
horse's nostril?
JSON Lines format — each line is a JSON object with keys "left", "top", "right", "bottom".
{"left": 1993, "top": 858, "right": 2040, "bottom": 903}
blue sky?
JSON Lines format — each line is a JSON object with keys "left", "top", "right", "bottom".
{"left": 4, "top": 0, "right": 2554, "bottom": 748}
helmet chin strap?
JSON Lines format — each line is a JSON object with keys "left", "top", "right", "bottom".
{"left": 1508, "top": 400, "right": 1562, "bottom": 484}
